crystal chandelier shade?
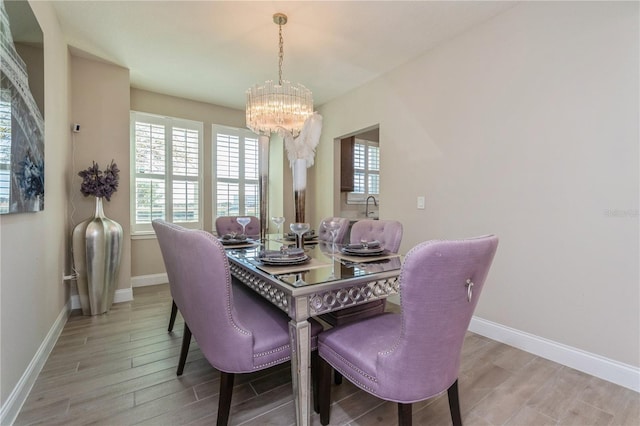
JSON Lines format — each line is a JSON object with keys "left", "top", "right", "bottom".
{"left": 246, "top": 13, "right": 313, "bottom": 136}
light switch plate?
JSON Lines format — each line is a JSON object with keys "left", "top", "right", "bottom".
{"left": 417, "top": 196, "right": 425, "bottom": 209}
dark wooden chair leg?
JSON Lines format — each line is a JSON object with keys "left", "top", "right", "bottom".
{"left": 447, "top": 379, "right": 462, "bottom": 426}
{"left": 334, "top": 370, "right": 343, "bottom": 385}
{"left": 319, "top": 357, "right": 333, "bottom": 426}
{"left": 176, "top": 323, "right": 191, "bottom": 376}
{"left": 312, "top": 351, "right": 320, "bottom": 413}
{"left": 398, "top": 402, "right": 412, "bottom": 426}
{"left": 168, "top": 300, "right": 178, "bottom": 332}
{"left": 217, "top": 372, "right": 235, "bottom": 426}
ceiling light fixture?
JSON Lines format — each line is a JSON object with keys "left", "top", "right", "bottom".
{"left": 246, "top": 13, "right": 313, "bottom": 136}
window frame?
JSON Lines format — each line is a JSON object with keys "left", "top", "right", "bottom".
{"left": 212, "top": 124, "right": 260, "bottom": 221}
{"left": 347, "top": 138, "right": 380, "bottom": 204}
{"left": 130, "top": 111, "right": 203, "bottom": 235}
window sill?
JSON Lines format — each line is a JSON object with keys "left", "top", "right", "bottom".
{"left": 131, "top": 231, "right": 157, "bottom": 240}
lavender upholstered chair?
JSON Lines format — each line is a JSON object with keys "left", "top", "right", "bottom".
{"left": 167, "top": 215, "right": 260, "bottom": 333}
{"left": 152, "top": 220, "right": 323, "bottom": 425}
{"left": 321, "top": 219, "right": 403, "bottom": 328}
{"left": 317, "top": 217, "right": 350, "bottom": 243}
{"left": 318, "top": 235, "right": 499, "bottom": 426}
{"left": 214, "top": 215, "right": 260, "bottom": 238}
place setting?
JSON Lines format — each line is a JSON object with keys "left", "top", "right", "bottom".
{"left": 342, "top": 239, "right": 385, "bottom": 255}
{"left": 217, "top": 217, "right": 260, "bottom": 248}
{"left": 336, "top": 239, "right": 400, "bottom": 263}
{"left": 252, "top": 240, "right": 331, "bottom": 274}
{"left": 253, "top": 246, "right": 318, "bottom": 275}
{"left": 258, "top": 247, "right": 309, "bottom": 266}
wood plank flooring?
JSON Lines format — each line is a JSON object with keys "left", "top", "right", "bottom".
{"left": 15, "top": 284, "right": 639, "bottom": 425}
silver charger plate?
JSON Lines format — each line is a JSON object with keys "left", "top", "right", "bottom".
{"left": 342, "top": 247, "right": 386, "bottom": 256}
{"left": 259, "top": 255, "right": 309, "bottom": 266}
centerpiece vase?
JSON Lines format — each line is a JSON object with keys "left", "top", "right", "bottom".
{"left": 72, "top": 197, "right": 123, "bottom": 315}
{"left": 293, "top": 158, "right": 306, "bottom": 223}
{"left": 258, "top": 134, "right": 269, "bottom": 242}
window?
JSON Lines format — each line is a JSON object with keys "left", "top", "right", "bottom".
{"left": 130, "top": 111, "right": 203, "bottom": 233}
{"left": 347, "top": 138, "right": 379, "bottom": 203}
{"left": 213, "top": 125, "right": 259, "bottom": 218}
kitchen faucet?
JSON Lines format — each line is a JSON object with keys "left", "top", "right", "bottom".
{"left": 365, "top": 195, "right": 378, "bottom": 218}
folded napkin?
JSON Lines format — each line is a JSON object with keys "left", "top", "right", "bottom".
{"left": 259, "top": 248, "right": 305, "bottom": 259}
{"left": 345, "top": 240, "right": 381, "bottom": 250}
{"left": 221, "top": 233, "right": 246, "bottom": 241}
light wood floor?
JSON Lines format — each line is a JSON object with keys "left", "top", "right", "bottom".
{"left": 15, "top": 284, "right": 639, "bottom": 426}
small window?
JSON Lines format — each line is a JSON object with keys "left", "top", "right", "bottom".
{"left": 213, "top": 125, "right": 259, "bottom": 218}
{"left": 130, "top": 111, "right": 203, "bottom": 234}
{"left": 347, "top": 138, "right": 379, "bottom": 203}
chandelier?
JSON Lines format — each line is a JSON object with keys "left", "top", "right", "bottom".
{"left": 246, "top": 13, "right": 313, "bottom": 136}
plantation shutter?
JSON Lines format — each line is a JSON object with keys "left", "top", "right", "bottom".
{"left": 131, "top": 112, "right": 202, "bottom": 233}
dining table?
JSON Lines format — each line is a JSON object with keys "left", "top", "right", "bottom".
{"left": 221, "top": 234, "right": 402, "bottom": 426}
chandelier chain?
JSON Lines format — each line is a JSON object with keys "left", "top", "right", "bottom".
{"left": 278, "top": 23, "right": 284, "bottom": 85}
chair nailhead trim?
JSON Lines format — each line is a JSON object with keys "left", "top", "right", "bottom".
{"left": 254, "top": 355, "right": 290, "bottom": 370}
{"left": 254, "top": 344, "right": 289, "bottom": 358}
{"left": 324, "top": 345, "right": 378, "bottom": 384}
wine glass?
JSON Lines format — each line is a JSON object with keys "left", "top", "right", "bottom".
{"left": 290, "top": 222, "right": 310, "bottom": 249}
{"left": 236, "top": 217, "right": 251, "bottom": 237}
{"left": 271, "top": 216, "right": 285, "bottom": 237}
{"left": 321, "top": 219, "right": 342, "bottom": 255}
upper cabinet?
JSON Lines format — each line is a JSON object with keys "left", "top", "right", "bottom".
{"left": 340, "top": 136, "right": 355, "bottom": 192}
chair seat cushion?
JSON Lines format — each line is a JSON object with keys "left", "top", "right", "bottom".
{"left": 318, "top": 312, "right": 400, "bottom": 395}
{"left": 232, "top": 281, "right": 322, "bottom": 369}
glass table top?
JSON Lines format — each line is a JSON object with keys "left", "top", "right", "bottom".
{"left": 225, "top": 236, "right": 401, "bottom": 287}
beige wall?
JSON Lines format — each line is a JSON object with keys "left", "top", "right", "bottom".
{"left": 70, "top": 55, "right": 131, "bottom": 292}
{"left": 0, "top": 0, "right": 70, "bottom": 406}
{"left": 316, "top": 2, "right": 639, "bottom": 366}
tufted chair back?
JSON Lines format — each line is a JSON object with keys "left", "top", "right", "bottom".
{"left": 350, "top": 219, "right": 403, "bottom": 252}
{"left": 154, "top": 220, "right": 257, "bottom": 372}
{"left": 317, "top": 235, "right": 499, "bottom": 425}
{"left": 376, "top": 235, "right": 498, "bottom": 400}
{"left": 317, "top": 217, "right": 350, "bottom": 243}
{"left": 215, "top": 215, "right": 260, "bottom": 238}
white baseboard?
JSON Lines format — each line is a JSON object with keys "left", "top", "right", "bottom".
{"left": 70, "top": 288, "right": 134, "bottom": 310}
{"left": 131, "top": 273, "right": 168, "bottom": 288}
{"left": 0, "top": 300, "right": 71, "bottom": 426}
{"left": 469, "top": 316, "right": 640, "bottom": 393}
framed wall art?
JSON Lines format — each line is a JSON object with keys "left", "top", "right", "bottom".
{"left": 0, "top": 0, "right": 45, "bottom": 214}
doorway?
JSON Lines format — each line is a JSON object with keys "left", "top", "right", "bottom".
{"left": 336, "top": 126, "right": 380, "bottom": 221}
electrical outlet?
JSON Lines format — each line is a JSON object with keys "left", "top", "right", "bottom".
{"left": 417, "top": 196, "right": 426, "bottom": 209}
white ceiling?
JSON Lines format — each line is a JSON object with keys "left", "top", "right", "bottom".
{"left": 52, "top": 1, "right": 516, "bottom": 111}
